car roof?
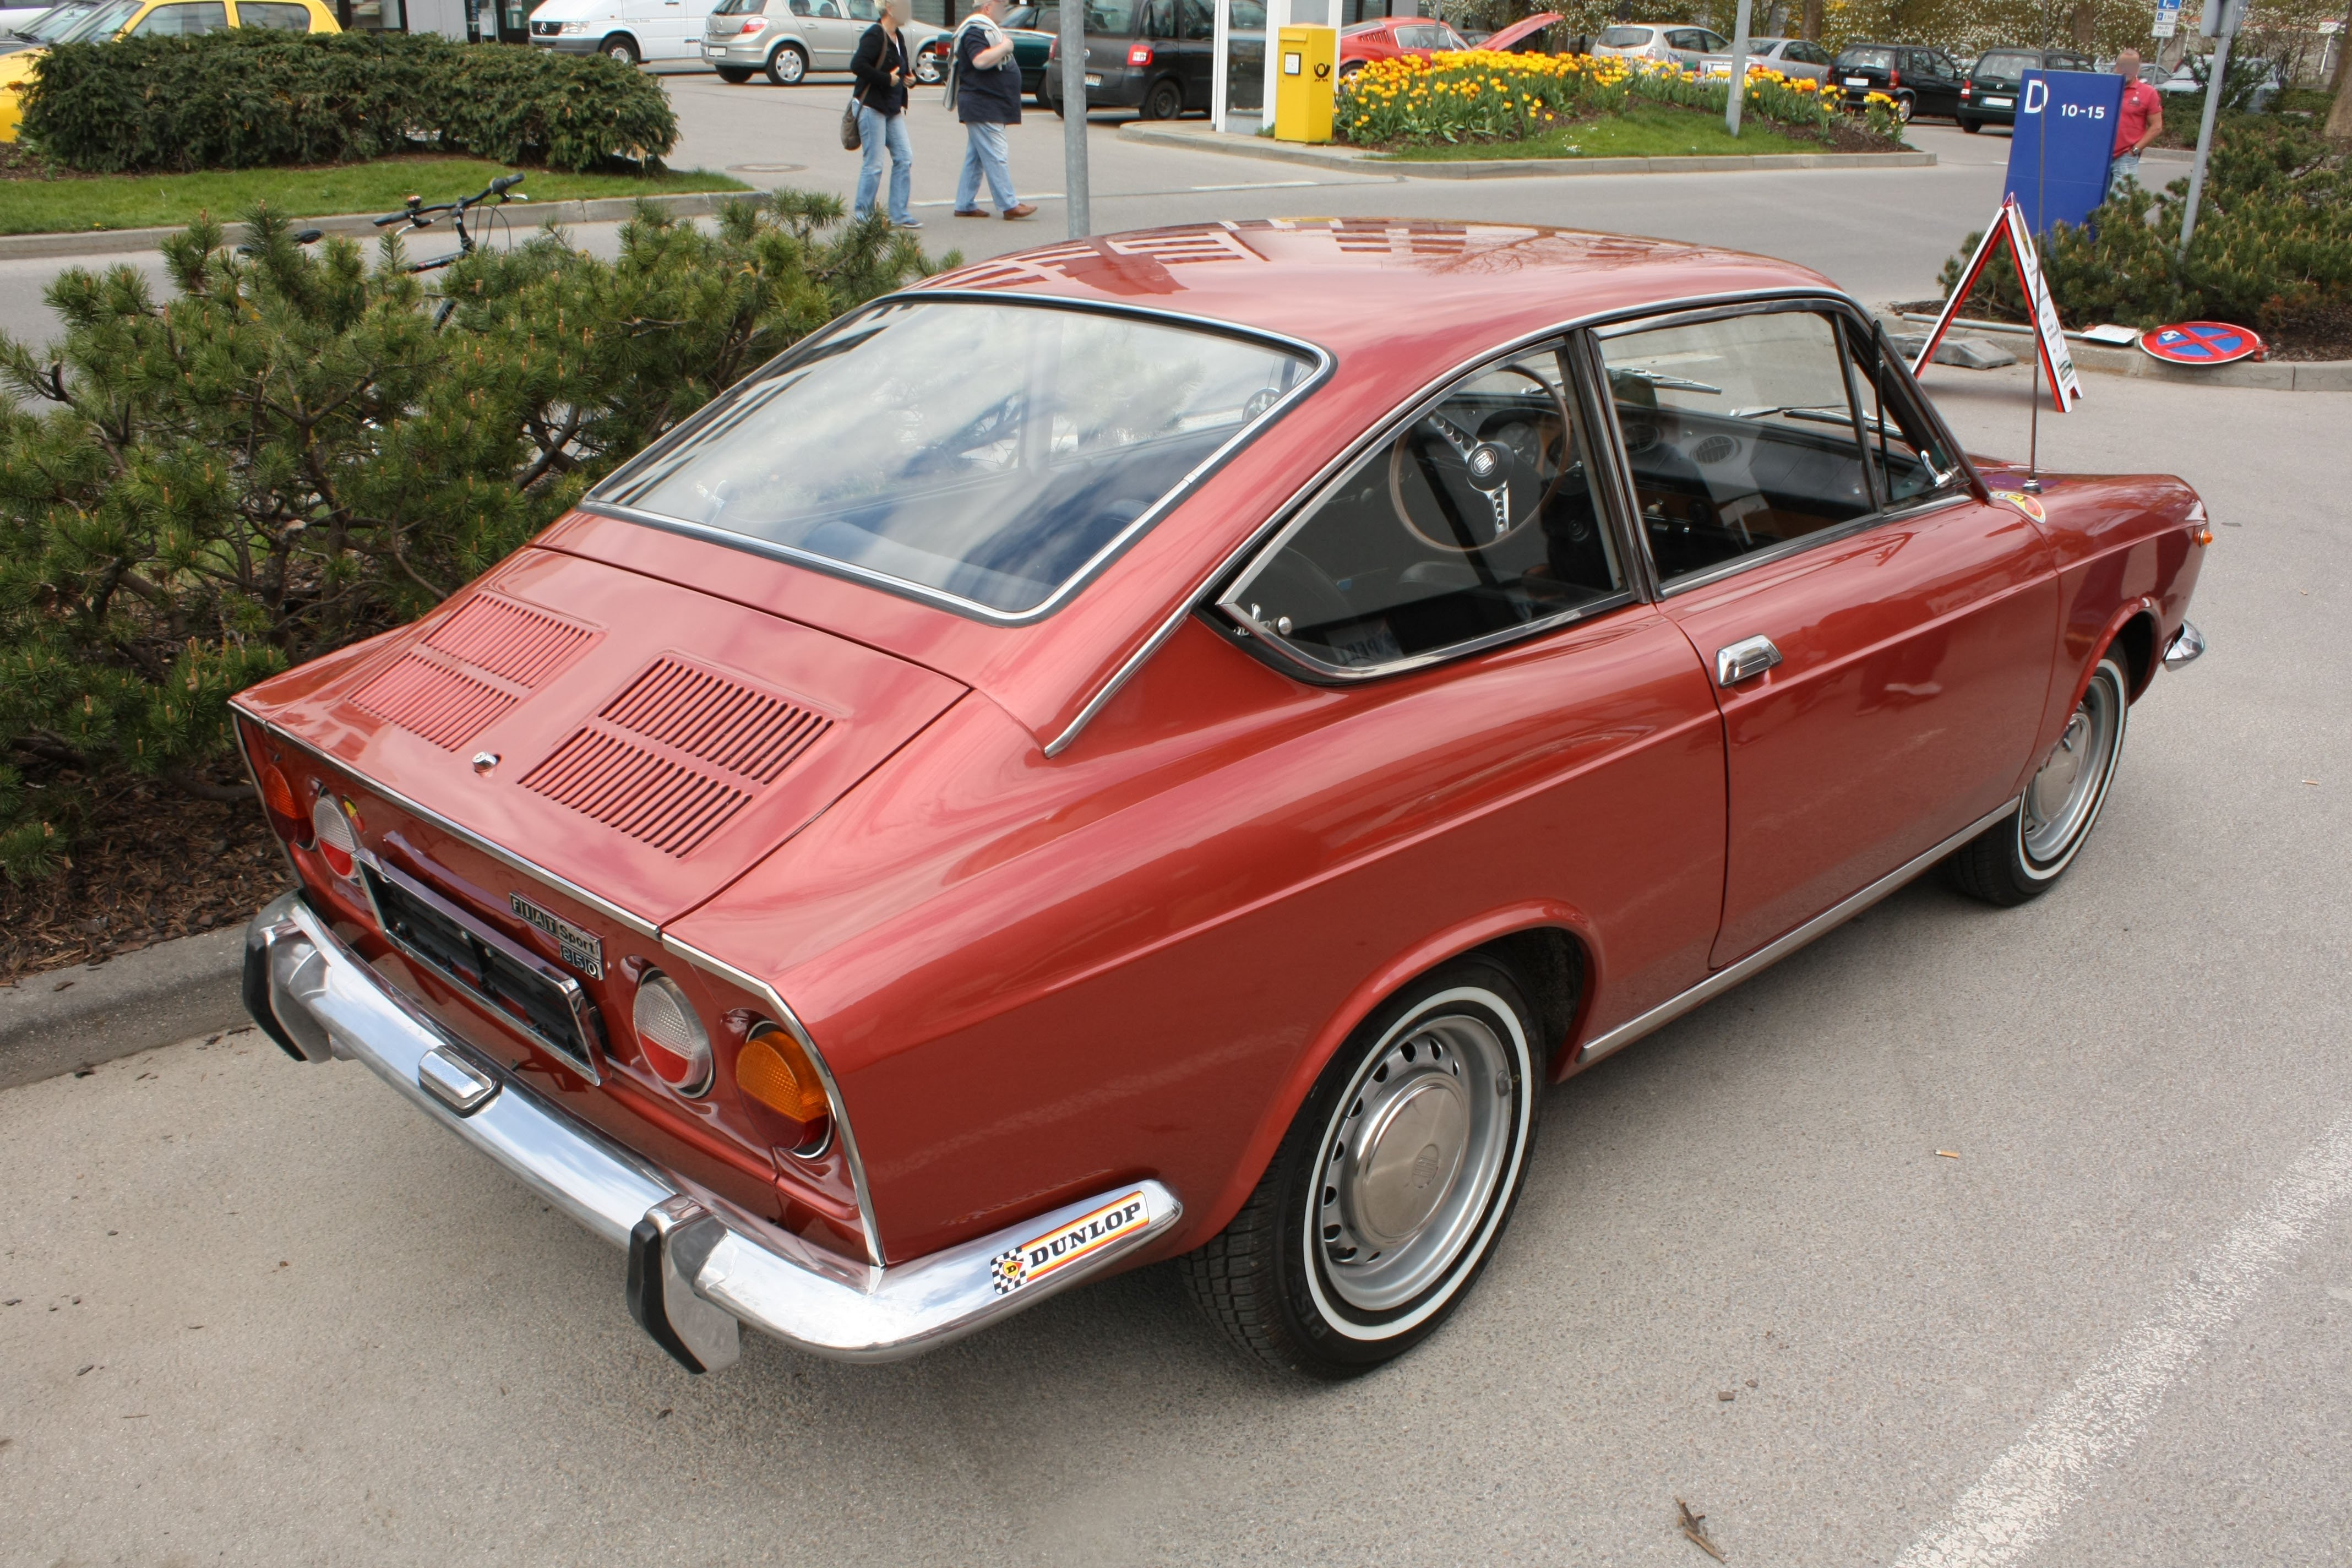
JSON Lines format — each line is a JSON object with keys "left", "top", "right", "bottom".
{"left": 924, "top": 219, "right": 1837, "bottom": 384}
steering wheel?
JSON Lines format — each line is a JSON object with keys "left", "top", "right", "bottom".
{"left": 1387, "top": 366, "right": 1574, "bottom": 555}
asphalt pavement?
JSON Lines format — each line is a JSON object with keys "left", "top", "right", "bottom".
{"left": 3, "top": 315, "right": 2348, "bottom": 1562}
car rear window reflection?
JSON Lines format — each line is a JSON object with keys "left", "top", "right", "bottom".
{"left": 595, "top": 301, "right": 1315, "bottom": 617}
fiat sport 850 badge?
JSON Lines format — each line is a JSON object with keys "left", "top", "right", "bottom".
{"left": 509, "top": 893, "right": 605, "bottom": 979}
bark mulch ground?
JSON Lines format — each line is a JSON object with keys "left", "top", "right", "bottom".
{"left": 0, "top": 782, "right": 289, "bottom": 989}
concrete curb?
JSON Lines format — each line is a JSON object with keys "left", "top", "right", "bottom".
{"left": 1877, "top": 312, "right": 2352, "bottom": 392}
{"left": 0, "top": 928, "right": 250, "bottom": 1092}
{"left": 1117, "top": 121, "right": 1936, "bottom": 179}
{"left": 0, "top": 187, "right": 760, "bottom": 263}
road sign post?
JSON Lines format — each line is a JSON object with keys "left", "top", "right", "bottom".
{"left": 1724, "top": 0, "right": 1753, "bottom": 135}
{"left": 2180, "top": 0, "right": 2241, "bottom": 250}
{"left": 1061, "top": 0, "right": 1090, "bottom": 237}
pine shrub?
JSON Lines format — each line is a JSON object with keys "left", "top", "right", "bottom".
{"left": 0, "top": 194, "right": 941, "bottom": 880}
{"left": 20, "top": 30, "right": 676, "bottom": 174}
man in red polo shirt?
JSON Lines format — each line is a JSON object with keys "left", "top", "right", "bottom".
{"left": 2109, "top": 49, "right": 2165, "bottom": 199}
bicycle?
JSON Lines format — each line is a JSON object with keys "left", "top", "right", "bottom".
{"left": 373, "top": 173, "right": 530, "bottom": 327}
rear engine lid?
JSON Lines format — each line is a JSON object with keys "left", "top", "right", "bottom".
{"left": 236, "top": 546, "right": 966, "bottom": 928}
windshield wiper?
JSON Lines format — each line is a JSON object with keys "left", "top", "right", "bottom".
{"left": 1613, "top": 368, "right": 1724, "bottom": 396}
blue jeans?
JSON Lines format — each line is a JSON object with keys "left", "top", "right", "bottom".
{"left": 956, "top": 120, "right": 1018, "bottom": 211}
{"left": 854, "top": 106, "right": 912, "bottom": 225}
{"left": 2106, "top": 151, "right": 2139, "bottom": 200}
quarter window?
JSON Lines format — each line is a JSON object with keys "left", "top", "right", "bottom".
{"left": 236, "top": 1, "right": 312, "bottom": 27}
{"left": 1227, "top": 344, "right": 1625, "bottom": 674}
{"left": 1596, "top": 309, "right": 1877, "bottom": 585}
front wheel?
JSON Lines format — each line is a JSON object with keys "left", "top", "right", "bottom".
{"left": 716, "top": 66, "right": 754, "bottom": 83}
{"left": 766, "top": 42, "right": 808, "bottom": 84}
{"left": 600, "top": 34, "right": 640, "bottom": 64}
{"left": 1949, "top": 652, "right": 2130, "bottom": 906}
{"left": 1180, "top": 957, "right": 1546, "bottom": 1378}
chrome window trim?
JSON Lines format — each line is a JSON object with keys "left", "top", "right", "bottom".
{"left": 233, "top": 709, "right": 663, "bottom": 941}
{"left": 661, "top": 934, "right": 886, "bottom": 1268}
{"left": 1586, "top": 296, "right": 1984, "bottom": 600}
{"left": 1211, "top": 335, "right": 1643, "bottom": 685}
{"left": 580, "top": 290, "right": 1335, "bottom": 629}
{"left": 359, "top": 848, "right": 607, "bottom": 1084}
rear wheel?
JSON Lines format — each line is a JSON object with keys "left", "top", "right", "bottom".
{"left": 1180, "top": 956, "right": 1547, "bottom": 1378}
{"left": 1338, "top": 58, "right": 1364, "bottom": 81}
{"left": 600, "top": 33, "right": 640, "bottom": 64}
{"left": 1140, "top": 73, "right": 1185, "bottom": 120}
{"left": 766, "top": 41, "right": 808, "bottom": 84}
{"left": 1949, "top": 652, "right": 2129, "bottom": 906}
{"left": 1894, "top": 90, "right": 1915, "bottom": 122}
{"left": 1959, "top": 113, "right": 1983, "bottom": 132}
{"left": 914, "top": 52, "right": 943, "bottom": 83}
{"left": 716, "top": 65, "right": 754, "bottom": 83}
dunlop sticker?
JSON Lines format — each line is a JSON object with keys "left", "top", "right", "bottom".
{"left": 989, "top": 1191, "right": 1149, "bottom": 1296}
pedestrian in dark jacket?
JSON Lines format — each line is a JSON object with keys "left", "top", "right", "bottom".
{"left": 950, "top": 0, "right": 1035, "bottom": 220}
{"left": 850, "top": 0, "right": 919, "bottom": 227}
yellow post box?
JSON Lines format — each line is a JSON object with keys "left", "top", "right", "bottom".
{"left": 1273, "top": 24, "right": 1338, "bottom": 144}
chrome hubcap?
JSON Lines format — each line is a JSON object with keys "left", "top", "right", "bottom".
{"left": 1316, "top": 1013, "right": 1513, "bottom": 1313}
{"left": 2023, "top": 674, "right": 2119, "bottom": 864}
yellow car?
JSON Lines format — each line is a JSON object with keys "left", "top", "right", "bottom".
{"left": 0, "top": 0, "right": 339, "bottom": 141}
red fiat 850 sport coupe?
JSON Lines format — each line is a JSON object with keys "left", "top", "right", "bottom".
{"left": 237, "top": 221, "right": 2208, "bottom": 1379}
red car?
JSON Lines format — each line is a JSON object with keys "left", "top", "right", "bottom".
{"left": 237, "top": 220, "right": 2208, "bottom": 1379}
{"left": 1338, "top": 10, "right": 1556, "bottom": 77}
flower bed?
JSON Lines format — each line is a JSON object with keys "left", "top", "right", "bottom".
{"left": 1337, "top": 52, "right": 1907, "bottom": 153}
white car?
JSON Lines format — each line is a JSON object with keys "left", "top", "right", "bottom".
{"left": 1590, "top": 20, "right": 1726, "bottom": 69}
{"left": 1697, "top": 34, "right": 1834, "bottom": 83}
{"left": 528, "top": 0, "right": 720, "bottom": 64}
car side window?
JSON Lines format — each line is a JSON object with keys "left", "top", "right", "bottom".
{"left": 1595, "top": 309, "right": 1879, "bottom": 586}
{"left": 235, "top": 0, "right": 309, "bottom": 26}
{"left": 1178, "top": 0, "right": 1210, "bottom": 39}
{"left": 1140, "top": 0, "right": 1173, "bottom": 36}
{"left": 129, "top": 1, "right": 226, "bottom": 32}
{"left": 1226, "top": 343, "right": 1626, "bottom": 674}
{"left": 1844, "top": 324, "right": 1964, "bottom": 508}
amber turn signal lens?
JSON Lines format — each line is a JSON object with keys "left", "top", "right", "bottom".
{"left": 737, "top": 1024, "right": 831, "bottom": 1126}
{"left": 259, "top": 762, "right": 301, "bottom": 827}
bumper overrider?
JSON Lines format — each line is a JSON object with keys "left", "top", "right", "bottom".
{"left": 243, "top": 892, "right": 1180, "bottom": 1371}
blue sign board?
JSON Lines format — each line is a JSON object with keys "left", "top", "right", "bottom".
{"left": 2003, "top": 69, "right": 2128, "bottom": 234}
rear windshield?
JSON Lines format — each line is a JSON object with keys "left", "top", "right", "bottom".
{"left": 1597, "top": 25, "right": 1651, "bottom": 45}
{"left": 595, "top": 301, "right": 1316, "bottom": 618}
{"left": 1974, "top": 50, "right": 2035, "bottom": 77}
{"left": 1838, "top": 46, "right": 1894, "bottom": 68}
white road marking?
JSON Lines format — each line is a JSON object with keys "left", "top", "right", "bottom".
{"left": 1186, "top": 179, "right": 1322, "bottom": 190}
{"left": 1892, "top": 1114, "right": 2352, "bottom": 1568}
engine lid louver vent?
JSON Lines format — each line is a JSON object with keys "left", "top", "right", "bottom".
{"left": 521, "top": 657, "right": 832, "bottom": 858}
{"left": 352, "top": 591, "right": 598, "bottom": 751}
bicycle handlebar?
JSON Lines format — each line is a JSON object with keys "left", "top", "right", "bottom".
{"left": 372, "top": 173, "right": 527, "bottom": 230}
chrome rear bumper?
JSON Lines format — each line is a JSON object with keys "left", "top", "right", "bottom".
{"left": 243, "top": 893, "right": 1180, "bottom": 1370}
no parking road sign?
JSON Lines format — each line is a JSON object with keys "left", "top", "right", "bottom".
{"left": 2140, "top": 322, "right": 2267, "bottom": 365}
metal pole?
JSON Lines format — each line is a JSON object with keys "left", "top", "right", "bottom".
{"left": 1061, "top": 0, "right": 1090, "bottom": 237}
{"left": 2178, "top": 25, "right": 2233, "bottom": 251}
{"left": 1210, "top": 0, "right": 1230, "bottom": 133}
{"left": 1724, "top": 0, "right": 1752, "bottom": 136}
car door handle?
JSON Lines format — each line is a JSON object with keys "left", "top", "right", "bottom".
{"left": 1716, "top": 635, "right": 1782, "bottom": 687}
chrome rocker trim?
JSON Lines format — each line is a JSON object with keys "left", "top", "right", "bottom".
{"left": 1576, "top": 797, "right": 2021, "bottom": 1068}
{"left": 243, "top": 892, "right": 1182, "bottom": 1369}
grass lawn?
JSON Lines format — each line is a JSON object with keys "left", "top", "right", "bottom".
{"left": 0, "top": 156, "right": 750, "bottom": 235}
{"left": 1375, "top": 104, "right": 1822, "bottom": 162}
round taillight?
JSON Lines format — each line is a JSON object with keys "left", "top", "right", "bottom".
{"left": 633, "top": 972, "right": 711, "bottom": 1096}
{"left": 311, "top": 794, "right": 357, "bottom": 879}
{"left": 736, "top": 1022, "right": 832, "bottom": 1152}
